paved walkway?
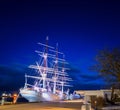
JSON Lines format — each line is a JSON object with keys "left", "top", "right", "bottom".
{"left": 0, "top": 102, "right": 83, "bottom": 110}
{"left": 101, "top": 106, "right": 120, "bottom": 110}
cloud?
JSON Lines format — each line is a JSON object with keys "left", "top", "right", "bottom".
{"left": 67, "top": 66, "right": 81, "bottom": 79}
{"left": 71, "top": 83, "right": 104, "bottom": 91}
{"left": 68, "top": 66, "right": 100, "bottom": 80}
{"left": 0, "top": 64, "right": 105, "bottom": 92}
{"left": 67, "top": 66, "right": 105, "bottom": 89}
{"left": 0, "top": 65, "right": 25, "bottom": 91}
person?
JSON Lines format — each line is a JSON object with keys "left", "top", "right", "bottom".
{"left": 13, "top": 94, "right": 18, "bottom": 104}
{"left": 70, "top": 93, "right": 73, "bottom": 100}
{"left": 66, "top": 89, "right": 70, "bottom": 100}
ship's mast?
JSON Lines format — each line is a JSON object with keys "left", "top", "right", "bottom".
{"left": 53, "top": 43, "right": 58, "bottom": 94}
{"left": 24, "top": 74, "right": 27, "bottom": 88}
{"left": 42, "top": 36, "right": 48, "bottom": 89}
{"left": 61, "top": 54, "right": 65, "bottom": 94}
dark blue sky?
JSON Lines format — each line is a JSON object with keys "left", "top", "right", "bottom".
{"left": 0, "top": 0, "right": 120, "bottom": 91}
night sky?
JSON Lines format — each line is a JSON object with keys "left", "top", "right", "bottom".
{"left": 0, "top": 0, "right": 120, "bottom": 92}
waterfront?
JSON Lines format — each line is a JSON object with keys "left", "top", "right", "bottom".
{"left": 0, "top": 102, "right": 83, "bottom": 110}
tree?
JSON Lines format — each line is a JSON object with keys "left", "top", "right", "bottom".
{"left": 91, "top": 48, "right": 120, "bottom": 104}
{"left": 93, "top": 48, "right": 120, "bottom": 86}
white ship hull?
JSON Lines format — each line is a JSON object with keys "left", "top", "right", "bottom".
{"left": 20, "top": 88, "right": 62, "bottom": 102}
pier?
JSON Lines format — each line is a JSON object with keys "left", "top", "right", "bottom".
{"left": 0, "top": 102, "right": 83, "bottom": 110}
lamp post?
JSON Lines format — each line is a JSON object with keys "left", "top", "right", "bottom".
{"left": 95, "top": 100, "right": 97, "bottom": 110}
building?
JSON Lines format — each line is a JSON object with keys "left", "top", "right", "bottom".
{"left": 75, "top": 90, "right": 113, "bottom": 103}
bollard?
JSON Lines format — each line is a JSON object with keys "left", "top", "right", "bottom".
{"left": 1, "top": 97, "right": 5, "bottom": 105}
{"left": 1, "top": 93, "right": 6, "bottom": 105}
{"left": 81, "top": 105, "right": 86, "bottom": 110}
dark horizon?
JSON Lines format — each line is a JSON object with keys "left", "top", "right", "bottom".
{"left": 0, "top": 0, "right": 120, "bottom": 92}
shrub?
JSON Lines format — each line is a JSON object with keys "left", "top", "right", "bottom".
{"left": 91, "top": 96, "right": 105, "bottom": 109}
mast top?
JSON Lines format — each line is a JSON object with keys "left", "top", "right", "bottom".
{"left": 46, "top": 36, "right": 49, "bottom": 41}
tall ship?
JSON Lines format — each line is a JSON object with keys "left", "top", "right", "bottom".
{"left": 20, "top": 37, "right": 72, "bottom": 102}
